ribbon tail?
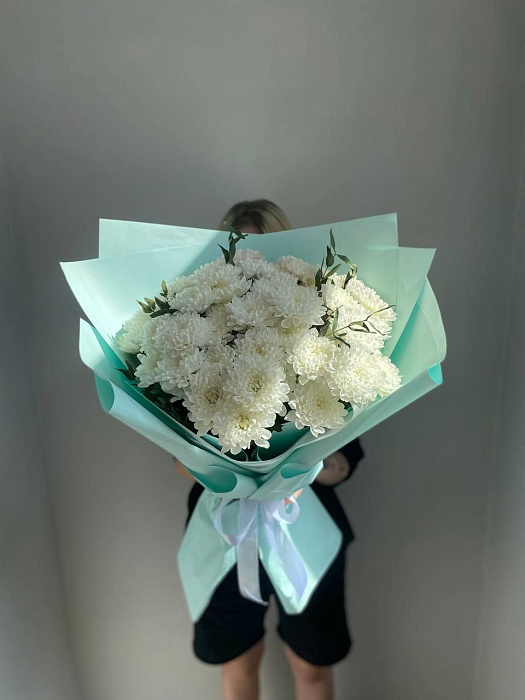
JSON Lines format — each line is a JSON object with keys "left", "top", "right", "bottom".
{"left": 236, "top": 500, "right": 267, "bottom": 606}
{"left": 262, "top": 509, "right": 308, "bottom": 602}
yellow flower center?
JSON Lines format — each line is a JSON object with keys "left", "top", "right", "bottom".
{"left": 206, "top": 388, "right": 220, "bottom": 404}
{"left": 237, "top": 414, "right": 251, "bottom": 431}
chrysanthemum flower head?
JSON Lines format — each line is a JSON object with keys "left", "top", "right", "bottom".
{"left": 226, "top": 292, "right": 275, "bottom": 330}
{"left": 277, "top": 256, "right": 318, "bottom": 285}
{"left": 183, "top": 364, "right": 226, "bottom": 436}
{"left": 214, "top": 401, "right": 275, "bottom": 455}
{"left": 115, "top": 308, "right": 152, "bottom": 354}
{"left": 269, "top": 280, "right": 326, "bottom": 329}
{"left": 287, "top": 328, "right": 336, "bottom": 384}
{"left": 224, "top": 353, "right": 289, "bottom": 416}
{"left": 234, "top": 326, "right": 285, "bottom": 363}
{"left": 326, "top": 345, "right": 401, "bottom": 405}
{"left": 155, "top": 348, "right": 206, "bottom": 394}
{"left": 135, "top": 351, "right": 159, "bottom": 388}
{"left": 286, "top": 380, "right": 347, "bottom": 437}
{"left": 146, "top": 312, "right": 214, "bottom": 355}
{"left": 192, "top": 259, "right": 251, "bottom": 304}
{"left": 345, "top": 278, "right": 397, "bottom": 323}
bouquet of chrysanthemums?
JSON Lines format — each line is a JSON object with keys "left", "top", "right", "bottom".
{"left": 113, "top": 229, "right": 401, "bottom": 457}
{"left": 61, "top": 214, "right": 446, "bottom": 621}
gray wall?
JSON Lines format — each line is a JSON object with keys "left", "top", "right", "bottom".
{"left": 0, "top": 156, "right": 80, "bottom": 698}
{"left": 473, "top": 120, "right": 525, "bottom": 698}
{"left": 0, "top": 1, "right": 524, "bottom": 698}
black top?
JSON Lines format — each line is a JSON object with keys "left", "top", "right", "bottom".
{"left": 186, "top": 438, "right": 364, "bottom": 546}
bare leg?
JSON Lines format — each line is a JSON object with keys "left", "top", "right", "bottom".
{"left": 221, "top": 638, "right": 264, "bottom": 700}
{"left": 284, "top": 644, "right": 333, "bottom": 700}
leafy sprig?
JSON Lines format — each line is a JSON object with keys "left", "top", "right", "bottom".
{"left": 325, "top": 305, "right": 395, "bottom": 348}
{"left": 136, "top": 280, "right": 172, "bottom": 319}
{"left": 135, "top": 224, "right": 248, "bottom": 320}
{"left": 314, "top": 228, "right": 358, "bottom": 292}
{"left": 219, "top": 221, "right": 247, "bottom": 265}
{"left": 316, "top": 228, "right": 395, "bottom": 344}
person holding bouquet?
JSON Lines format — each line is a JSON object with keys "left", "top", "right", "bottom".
{"left": 174, "top": 200, "right": 365, "bottom": 700}
{"left": 62, "top": 199, "right": 444, "bottom": 699}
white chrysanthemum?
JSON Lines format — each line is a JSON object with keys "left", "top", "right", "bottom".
{"left": 192, "top": 260, "right": 251, "bottom": 304}
{"left": 169, "top": 284, "right": 216, "bottom": 313}
{"left": 249, "top": 272, "right": 297, "bottom": 303}
{"left": 326, "top": 345, "right": 401, "bottom": 405}
{"left": 183, "top": 364, "right": 226, "bottom": 435}
{"left": 339, "top": 328, "right": 387, "bottom": 354}
{"left": 214, "top": 401, "right": 274, "bottom": 455}
{"left": 135, "top": 352, "right": 159, "bottom": 388}
{"left": 331, "top": 274, "right": 347, "bottom": 289}
{"left": 337, "top": 301, "right": 389, "bottom": 354}
{"left": 234, "top": 326, "right": 285, "bottom": 363}
{"left": 206, "top": 304, "right": 234, "bottom": 343}
{"left": 345, "top": 278, "right": 397, "bottom": 323}
{"left": 238, "top": 258, "right": 275, "bottom": 280}
{"left": 144, "top": 312, "right": 214, "bottom": 355}
{"left": 286, "top": 380, "right": 347, "bottom": 437}
{"left": 154, "top": 349, "right": 205, "bottom": 393}
{"left": 226, "top": 292, "right": 275, "bottom": 330}
{"left": 275, "top": 324, "right": 311, "bottom": 351}
{"left": 235, "top": 249, "right": 272, "bottom": 279}
{"left": 204, "top": 342, "right": 236, "bottom": 371}
{"left": 115, "top": 309, "right": 152, "bottom": 354}
{"left": 235, "top": 249, "right": 266, "bottom": 263}
{"left": 269, "top": 281, "right": 326, "bottom": 328}
{"left": 322, "top": 281, "right": 354, "bottom": 311}
{"left": 224, "top": 353, "right": 289, "bottom": 416}
{"left": 322, "top": 281, "right": 390, "bottom": 353}
{"left": 277, "top": 256, "right": 318, "bottom": 285}
{"left": 374, "top": 356, "right": 402, "bottom": 397}
{"left": 287, "top": 328, "right": 336, "bottom": 384}
{"left": 166, "top": 275, "right": 198, "bottom": 298}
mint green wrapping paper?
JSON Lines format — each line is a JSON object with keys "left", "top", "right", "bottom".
{"left": 62, "top": 213, "right": 446, "bottom": 621}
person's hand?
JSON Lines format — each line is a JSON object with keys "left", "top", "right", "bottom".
{"left": 315, "top": 451, "right": 350, "bottom": 486}
{"left": 285, "top": 489, "right": 303, "bottom": 505}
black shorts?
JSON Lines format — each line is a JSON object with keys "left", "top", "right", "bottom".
{"left": 186, "top": 474, "right": 358, "bottom": 667}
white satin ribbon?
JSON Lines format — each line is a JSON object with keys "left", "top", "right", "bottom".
{"left": 213, "top": 496, "right": 307, "bottom": 606}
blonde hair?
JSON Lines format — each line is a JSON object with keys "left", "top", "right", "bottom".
{"left": 218, "top": 199, "right": 292, "bottom": 234}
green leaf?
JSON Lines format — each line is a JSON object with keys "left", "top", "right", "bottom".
{"left": 315, "top": 267, "right": 323, "bottom": 290}
{"left": 155, "top": 296, "right": 170, "bottom": 310}
{"left": 332, "top": 307, "right": 339, "bottom": 332}
{"left": 117, "top": 361, "right": 136, "bottom": 381}
{"left": 329, "top": 228, "right": 336, "bottom": 250}
{"left": 366, "top": 321, "right": 385, "bottom": 335}
{"left": 150, "top": 308, "right": 171, "bottom": 318}
{"left": 337, "top": 335, "right": 353, "bottom": 349}
{"left": 219, "top": 245, "right": 230, "bottom": 264}
{"left": 336, "top": 253, "right": 353, "bottom": 266}
{"left": 271, "top": 414, "right": 286, "bottom": 433}
{"left": 326, "top": 246, "right": 334, "bottom": 267}
{"left": 325, "top": 264, "right": 341, "bottom": 278}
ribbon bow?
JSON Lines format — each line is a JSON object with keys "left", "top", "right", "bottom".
{"left": 213, "top": 496, "right": 308, "bottom": 605}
